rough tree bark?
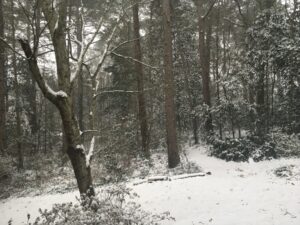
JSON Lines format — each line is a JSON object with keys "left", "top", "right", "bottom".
{"left": 0, "top": 0, "right": 6, "bottom": 154}
{"left": 162, "top": 0, "right": 180, "bottom": 168}
{"left": 19, "top": 0, "right": 94, "bottom": 196}
{"left": 132, "top": 2, "right": 150, "bottom": 158}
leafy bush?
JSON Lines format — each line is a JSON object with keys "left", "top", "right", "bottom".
{"left": 0, "top": 156, "right": 12, "bottom": 182}
{"left": 274, "top": 164, "right": 300, "bottom": 181}
{"left": 25, "top": 185, "right": 172, "bottom": 225}
{"left": 210, "top": 135, "right": 277, "bottom": 162}
{"left": 272, "top": 132, "right": 300, "bottom": 157}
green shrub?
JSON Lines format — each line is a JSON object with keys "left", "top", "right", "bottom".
{"left": 210, "top": 135, "right": 277, "bottom": 162}
{"left": 272, "top": 132, "right": 300, "bottom": 157}
{"left": 25, "top": 185, "right": 172, "bottom": 225}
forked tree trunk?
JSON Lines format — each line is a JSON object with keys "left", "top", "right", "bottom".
{"left": 162, "top": 0, "right": 180, "bottom": 168}
{"left": 132, "top": 2, "right": 150, "bottom": 158}
{"left": 18, "top": 0, "right": 94, "bottom": 196}
{"left": 20, "top": 38, "right": 94, "bottom": 196}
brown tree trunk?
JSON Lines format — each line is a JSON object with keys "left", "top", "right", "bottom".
{"left": 256, "top": 71, "right": 265, "bottom": 136}
{"left": 0, "top": 0, "right": 6, "bottom": 154}
{"left": 132, "top": 2, "right": 150, "bottom": 158}
{"left": 58, "top": 100, "right": 94, "bottom": 196}
{"left": 162, "top": 0, "right": 180, "bottom": 168}
{"left": 192, "top": 117, "right": 199, "bottom": 144}
{"left": 26, "top": 2, "right": 39, "bottom": 138}
{"left": 76, "top": 3, "right": 84, "bottom": 131}
{"left": 44, "top": 100, "right": 47, "bottom": 153}
{"left": 215, "top": 4, "right": 222, "bottom": 140}
{"left": 11, "top": 0, "right": 23, "bottom": 169}
{"left": 197, "top": 0, "right": 214, "bottom": 136}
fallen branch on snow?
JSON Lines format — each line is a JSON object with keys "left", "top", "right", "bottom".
{"left": 133, "top": 172, "right": 211, "bottom": 186}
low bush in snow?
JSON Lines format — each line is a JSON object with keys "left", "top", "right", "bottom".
{"left": 23, "top": 185, "right": 172, "bottom": 225}
{"left": 274, "top": 165, "right": 300, "bottom": 180}
{"left": 272, "top": 132, "right": 300, "bottom": 157}
{"left": 130, "top": 151, "right": 202, "bottom": 179}
{"left": 210, "top": 135, "right": 277, "bottom": 162}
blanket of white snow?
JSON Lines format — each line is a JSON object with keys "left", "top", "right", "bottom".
{"left": 1, "top": 145, "right": 300, "bottom": 225}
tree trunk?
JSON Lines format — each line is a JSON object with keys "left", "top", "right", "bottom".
{"left": 215, "top": 4, "right": 222, "bottom": 140}
{"left": 18, "top": 0, "right": 94, "bottom": 196}
{"left": 58, "top": 100, "right": 94, "bottom": 196}
{"left": 76, "top": 3, "right": 84, "bottom": 131}
{"left": 197, "top": 0, "right": 214, "bottom": 137}
{"left": 11, "top": 0, "right": 23, "bottom": 169}
{"left": 25, "top": 8, "right": 39, "bottom": 139}
{"left": 192, "top": 117, "right": 199, "bottom": 144}
{"left": 162, "top": 0, "right": 180, "bottom": 168}
{"left": 256, "top": 71, "right": 265, "bottom": 136}
{"left": 44, "top": 100, "right": 47, "bottom": 153}
{"left": 0, "top": 0, "right": 6, "bottom": 154}
{"left": 132, "top": 2, "right": 150, "bottom": 158}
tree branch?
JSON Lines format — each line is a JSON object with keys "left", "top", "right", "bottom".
{"left": 0, "top": 37, "right": 27, "bottom": 59}
{"left": 111, "top": 51, "right": 160, "bottom": 71}
{"left": 202, "top": 0, "right": 217, "bottom": 20}
{"left": 18, "top": 38, "right": 58, "bottom": 104}
{"left": 70, "top": 15, "right": 105, "bottom": 84}
{"left": 234, "top": 0, "right": 249, "bottom": 27}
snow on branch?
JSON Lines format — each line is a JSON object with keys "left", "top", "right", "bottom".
{"left": 45, "top": 84, "right": 68, "bottom": 98}
{"left": 55, "top": 91, "right": 68, "bottom": 98}
{"left": 80, "top": 130, "right": 100, "bottom": 136}
{"left": 86, "top": 136, "right": 95, "bottom": 167}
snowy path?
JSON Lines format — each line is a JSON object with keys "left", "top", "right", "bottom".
{"left": 133, "top": 146, "right": 300, "bottom": 225}
{"left": 1, "top": 146, "right": 300, "bottom": 225}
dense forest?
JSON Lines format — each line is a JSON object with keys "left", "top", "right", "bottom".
{"left": 0, "top": 0, "right": 299, "bottom": 224}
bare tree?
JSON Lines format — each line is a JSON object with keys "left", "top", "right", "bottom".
{"left": 15, "top": 0, "right": 132, "bottom": 196}
{"left": 19, "top": 0, "right": 94, "bottom": 196}
{"left": 162, "top": 0, "right": 180, "bottom": 168}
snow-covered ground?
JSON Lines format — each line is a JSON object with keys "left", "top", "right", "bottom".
{"left": 1, "top": 145, "right": 300, "bottom": 225}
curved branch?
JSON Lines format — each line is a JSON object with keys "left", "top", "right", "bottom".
{"left": 18, "top": 38, "right": 58, "bottom": 104}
